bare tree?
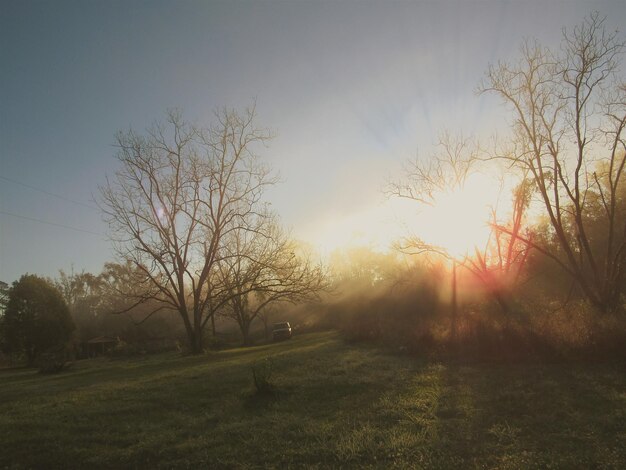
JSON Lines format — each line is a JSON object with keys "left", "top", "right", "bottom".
{"left": 216, "top": 218, "right": 327, "bottom": 345}
{"left": 390, "top": 134, "right": 533, "bottom": 314}
{"left": 389, "top": 131, "right": 476, "bottom": 207}
{"left": 55, "top": 268, "right": 102, "bottom": 314}
{"left": 480, "top": 12, "right": 626, "bottom": 313}
{"left": 100, "top": 106, "right": 275, "bottom": 353}
{"left": 257, "top": 306, "right": 275, "bottom": 341}
{"left": 468, "top": 177, "right": 534, "bottom": 312}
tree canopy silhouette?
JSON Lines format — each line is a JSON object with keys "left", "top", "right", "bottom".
{"left": 480, "top": 12, "right": 626, "bottom": 313}
{"left": 2, "top": 274, "right": 74, "bottom": 365}
{"left": 100, "top": 106, "right": 276, "bottom": 353}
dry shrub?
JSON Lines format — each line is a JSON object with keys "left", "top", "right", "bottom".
{"left": 525, "top": 301, "right": 626, "bottom": 361}
{"left": 326, "top": 277, "right": 445, "bottom": 354}
{"left": 447, "top": 306, "right": 553, "bottom": 362}
{"left": 328, "top": 282, "right": 626, "bottom": 362}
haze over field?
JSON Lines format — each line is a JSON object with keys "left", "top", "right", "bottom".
{"left": 2, "top": 1, "right": 625, "bottom": 282}
{"left": 4, "top": 4, "right": 626, "bottom": 469}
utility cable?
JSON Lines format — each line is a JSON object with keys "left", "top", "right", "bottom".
{"left": 0, "top": 175, "right": 99, "bottom": 211}
{"left": 0, "top": 210, "right": 103, "bottom": 236}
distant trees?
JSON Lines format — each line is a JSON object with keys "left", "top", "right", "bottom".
{"left": 0, "top": 281, "right": 8, "bottom": 313}
{"left": 55, "top": 269, "right": 103, "bottom": 339}
{"left": 330, "top": 246, "right": 406, "bottom": 292}
{"left": 480, "top": 12, "right": 626, "bottom": 313}
{"left": 56, "top": 269, "right": 101, "bottom": 314}
{"left": 96, "top": 261, "right": 171, "bottom": 327}
{"left": 0, "top": 281, "right": 9, "bottom": 354}
{"left": 2, "top": 275, "right": 75, "bottom": 365}
{"left": 53, "top": 264, "right": 180, "bottom": 344}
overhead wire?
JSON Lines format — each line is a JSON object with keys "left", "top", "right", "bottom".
{"left": 0, "top": 174, "right": 104, "bottom": 236}
{"left": 0, "top": 210, "right": 103, "bottom": 236}
{"left": 0, "top": 174, "right": 99, "bottom": 211}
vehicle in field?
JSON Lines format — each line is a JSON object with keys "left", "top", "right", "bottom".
{"left": 272, "top": 322, "right": 292, "bottom": 341}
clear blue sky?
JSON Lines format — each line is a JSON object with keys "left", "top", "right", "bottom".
{"left": 1, "top": 0, "right": 625, "bottom": 283}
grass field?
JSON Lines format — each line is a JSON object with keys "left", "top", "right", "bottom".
{"left": 1, "top": 331, "right": 625, "bottom": 469}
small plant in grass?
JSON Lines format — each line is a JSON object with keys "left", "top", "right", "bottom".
{"left": 488, "top": 421, "right": 520, "bottom": 444}
{"left": 251, "top": 357, "right": 275, "bottom": 395}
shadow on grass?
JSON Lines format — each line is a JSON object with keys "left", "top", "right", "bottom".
{"left": 431, "top": 361, "right": 626, "bottom": 468}
{"left": 0, "top": 333, "right": 335, "bottom": 403}
{"left": 242, "top": 388, "right": 283, "bottom": 412}
{"left": 2, "top": 331, "right": 625, "bottom": 469}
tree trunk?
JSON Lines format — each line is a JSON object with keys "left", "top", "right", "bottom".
{"left": 191, "top": 328, "right": 204, "bottom": 354}
{"left": 26, "top": 348, "right": 36, "bottom": 367}
{"left": 491, "top": 288, "right": 512, "bottom": 315}
{"left": 596, "top": 286, "right": 623, "bottom": 315}
{"left": 179, "top": 308, "right": 204, "bottom": 354}
{"left": 260, "top": 316, "right": 270, "bottom": 341}
{"left": 183, "top": 324, "right": 204, "bottom": 354}
{"left": 451, "top": 261, "right": 457, "bottom": 342}
{"left": 241, "top": 321, "right": 252, "bottom": 346}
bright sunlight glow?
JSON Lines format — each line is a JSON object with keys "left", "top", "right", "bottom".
{"left": 300, "top": 200, "right": 409, "bottom": 256}
{"left": 301, "top": 171, "right": 509, "bottom": 260}
{"left": 417, "top": 172, "right": 502, "bottom": 258}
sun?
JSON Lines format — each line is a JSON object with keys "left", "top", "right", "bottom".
{"left": 298, "top": 171, "right": 507, "bottom": 259}
{"left": 416, "top": 172, "right": 500, "bottom": 258}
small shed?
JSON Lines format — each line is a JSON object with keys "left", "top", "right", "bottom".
{"left": 83, "top": 336, "right": 119, "bottom": 357}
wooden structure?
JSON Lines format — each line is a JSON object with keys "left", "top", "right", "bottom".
{"left": 82, "top": 336, "right": 119, "bottom": 357}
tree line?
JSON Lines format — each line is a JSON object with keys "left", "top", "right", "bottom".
{"left": 1, "top": 106, "right": 327, "bottom": 363}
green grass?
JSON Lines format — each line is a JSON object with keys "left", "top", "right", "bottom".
{"left": 1, "top": 331, "right": 625, "bottom": 469}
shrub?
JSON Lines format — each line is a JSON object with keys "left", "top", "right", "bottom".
{"left": 251, "top": 357, "right": 275, "bottom": 395}
{"left": 37, "top": 349, "right": 72, "bottom": 374}
{"left": 109, "top": 340, "right": 144, "bottom": 358}
{"left": 329, "top": 275, "right": 444, "bottom": 352}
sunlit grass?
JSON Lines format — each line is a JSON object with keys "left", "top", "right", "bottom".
{"left": 1, "top": 331, "right": 625, "bottom": 468}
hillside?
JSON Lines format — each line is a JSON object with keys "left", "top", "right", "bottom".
{"left": 1, "top": 331, "right": 625, "bottom": 468}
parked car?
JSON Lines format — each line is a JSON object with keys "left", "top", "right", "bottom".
{"left": 272, "top": 322, "right": 292, "bottom": 341}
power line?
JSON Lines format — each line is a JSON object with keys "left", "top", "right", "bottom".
{"left": 0, "top": 175, "right": 99, "bottom": 211}
{"left": 0, "top": 210, "right": 103, "bottom": 236}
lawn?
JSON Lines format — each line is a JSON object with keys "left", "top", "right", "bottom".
{"left": 1, "top": 331, "right": 625, "bottom": 469}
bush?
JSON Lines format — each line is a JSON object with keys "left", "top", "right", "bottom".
{"left": 328, "top": 276, "right": 444, "bottom": 353}
{"left": 251, "top": 357, "right": 275, "bottom": 395}
{"left": 331, "top": 285, "right": 626, "bottom": 362}
{"left": 109, "top": 340, "right": 144, "bottom": 358}
{"left": 37, "top": 349, "right": 72, "bottom": 374}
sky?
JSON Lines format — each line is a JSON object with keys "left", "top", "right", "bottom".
{"left": 1, "top": 0, "right": 625, "bottom": 283}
